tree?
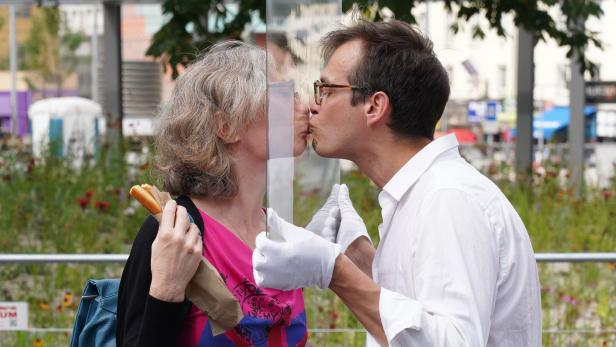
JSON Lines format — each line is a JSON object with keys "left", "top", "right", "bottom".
{"left": 148, "top": 0, "right": 603, "bottom": 78}
{"left": 146, "top": 0, "right": 265, "bottom": 79}
{"left": 348, "top": 0, "right": 602, "bottom": 76}
{"left": 21, "top": 6, "right": 86, "bottom": 93}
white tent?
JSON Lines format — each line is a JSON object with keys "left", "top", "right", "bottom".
{"left": 28, "top": 97, "right": 106, "bottom": 158}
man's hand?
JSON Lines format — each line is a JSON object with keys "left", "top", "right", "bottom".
{"left": 305, "top": 184, "right": 340, "bottom": 242}
{"left": 338, "top": 184, "right": 372, "bottom": 251}
{"left": 150, "top": 200, "right": 202, "bottom": 302}
{"left": 253, "top": 209, "right": 342, "bottom": 290}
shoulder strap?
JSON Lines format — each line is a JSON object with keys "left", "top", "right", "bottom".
{"left": 172, "top": 195, "right": 205, "bottom": 314}
{"left": 175, "top": 195, "right": 205, "bottom": 237}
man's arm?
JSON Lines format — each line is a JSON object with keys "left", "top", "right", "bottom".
{"left": 329, "top": 254, "right": 386, "bottom": 345}
{"left": 344, "top": 236, "right": 375, "bottom": 278}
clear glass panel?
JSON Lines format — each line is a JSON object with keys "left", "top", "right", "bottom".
{"left": 266, "top": 0, "right": 342, "bottom": 231}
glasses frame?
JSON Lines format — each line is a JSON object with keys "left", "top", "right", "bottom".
{"left": 313, "top": 80, "right": 367, "bottom": 105}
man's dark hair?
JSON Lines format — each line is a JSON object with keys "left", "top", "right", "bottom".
{"left": 321, "top": 20, "right": 450, "bottom": 140}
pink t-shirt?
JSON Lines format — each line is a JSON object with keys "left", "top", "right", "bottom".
{"left": 178, "top": 209, "right": 308, "bottom": 346}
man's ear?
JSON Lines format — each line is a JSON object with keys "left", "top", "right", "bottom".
{"left": 364, "top": 91, "right": 390, "bottom": 127}
{"left": 216, "top": 120, "right": 240, "bottom": 144}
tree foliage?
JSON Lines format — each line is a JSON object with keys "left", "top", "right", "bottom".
{"left": 149, "top": 0, "right": 603, "bottom": 79}
{"left": 21, "top": 7, "right": 86, "bottom": 92}
{"left": 347, "top": 0, "right": 603, "bottom": 76}
{"left": 145, "top": 0, "right": 265, "bottom": 79}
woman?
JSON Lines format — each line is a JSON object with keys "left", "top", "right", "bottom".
{"left": 116, "top": 40, "right": 314, "bottom": 346}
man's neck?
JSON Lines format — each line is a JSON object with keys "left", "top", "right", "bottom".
{"left": 351, "top": 134, "right": 431, "bottom": 189}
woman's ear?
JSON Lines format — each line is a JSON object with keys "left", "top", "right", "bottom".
{"left": 216, "top": 121, "right": 240, "bottom": 144}
{"left": 364, "top": 91, "right": 390, "bottom": 127}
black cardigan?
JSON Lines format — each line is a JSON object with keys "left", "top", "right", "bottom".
{"left": 116, "top": 196, "right": 204, "bottom": 347}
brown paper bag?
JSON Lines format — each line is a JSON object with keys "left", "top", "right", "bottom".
{"left": 134, "top": 184, "right": 244, "bottom": 335}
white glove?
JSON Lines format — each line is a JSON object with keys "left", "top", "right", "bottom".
{"left": 337, "top": 184, "right": 371, "bottom": 252}
{"left": 253, "top": 209, "right": 342, "bottom": 290}
{"left": 305, "top": 184, "right": 340, "bottom": 242}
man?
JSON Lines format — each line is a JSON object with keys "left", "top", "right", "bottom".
{"left": 253, "top": 20, "right": 541, "bottom": 346}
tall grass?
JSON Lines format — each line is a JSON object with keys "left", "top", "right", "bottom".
{"left": 0, "top": 138, "right": 614, "bottom": 346}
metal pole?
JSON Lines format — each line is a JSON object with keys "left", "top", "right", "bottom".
{"left": 515, "top": 28, "right": 534, "bottom": 174}
{"left": 0, "top": 254, "right": 128, "bottom": 264}
{"left": 103, "top": 2, "right": 123, "bottom": 142}
{"left": 9, "top": 5, "right": 18, "bottom": 136}
{"left": 91, "top": 4, "right": 99, "bottom": 103}
{"left": 569, "top": 24, "right": 585, "bottom": 195}
{"left": 2, "top": 253, "right": 615, "bottom": 264}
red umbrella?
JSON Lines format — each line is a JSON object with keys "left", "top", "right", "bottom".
{"left": 436, "top": 128, "right": 477, "bottom": 144}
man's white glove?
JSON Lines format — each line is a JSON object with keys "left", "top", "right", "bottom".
{"left": 253, "top": 209, "right": 342, "bottom": 290}
{"left": 305, "top": 184, "right": 340, "bottom": 242}
{"left": 337, "top": 184, "right": 372, "bottom": 252}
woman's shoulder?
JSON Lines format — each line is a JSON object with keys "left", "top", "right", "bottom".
{"left": 131, "top": 215, "right": 160, "bottom": 251}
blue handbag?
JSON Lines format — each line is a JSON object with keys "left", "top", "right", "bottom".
{"left": 70, "top": 279, "right": 119, "bottom": 347}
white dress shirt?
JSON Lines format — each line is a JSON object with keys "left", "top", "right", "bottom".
{"left": 366, "top": 134, "right": 541, "bottom": 347}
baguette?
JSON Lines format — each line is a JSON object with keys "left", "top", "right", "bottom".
{"left": 129, "top": 185, "right": 163, "bottom": 215}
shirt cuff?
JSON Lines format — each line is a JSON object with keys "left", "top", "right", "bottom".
{"left": 379, "top": 287, "right": 423, "bottom": 344}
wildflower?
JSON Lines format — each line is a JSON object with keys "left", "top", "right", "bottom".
{"left": 330, "top": 310, "right": 339, "bottom": 320}
{"left": 27, "top": 157, "right": 36, "bottom": 174}
{"left": 56, "top": 304, "right": 63, "bottom": 313}
{"left": 602, "top": 190, "right": 613, "bottom": 201}
{"left": 62, "top": 292, "right": 73, "bottom": 308}
{"left": 562, "top": 294, "right": 577, "bottom": 306}
{"left": 76, "top": 197, "right": 90, "bottom": 209}
{"left": 34, "top": 338, "right": 43, "bottom": 347}
{"left": 95, "top": 201, "right": 111, "bottom": 212}
{"left": 85, "top": 191, "right": 94, "bottom": 198}
{"left": 546, "top": 168, "right": 558, "bottom": 178}
{"left": 608, "top": 262, "right": 615, "bottom": 271}
{"left": 38, "top": 301, "right": 49, "bottom": 310}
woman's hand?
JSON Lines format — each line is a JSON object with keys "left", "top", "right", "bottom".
{"left": 149, "top": 200, "right": 202, "bottom": 302}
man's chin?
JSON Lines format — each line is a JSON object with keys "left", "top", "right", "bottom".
{"left": 311, "top": 140, "right": 337, "bottom": 158}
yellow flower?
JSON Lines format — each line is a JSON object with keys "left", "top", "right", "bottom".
{"left": 34, "top": 338, "right": 43, "bottom": 347}
{"left": 62, "top": 292, "right": 73, "bottom": 308}
{"left": 608, "top": 262, "right": 616, "bottom": 271}
{"left": 38, "top": 301, "right": 49, "bottom": 310}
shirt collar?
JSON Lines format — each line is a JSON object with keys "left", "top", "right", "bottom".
{"left": 382, "top": 134, "right": 460, "bottom": 202}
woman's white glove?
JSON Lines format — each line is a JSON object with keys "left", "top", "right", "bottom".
{"left": 305, "top": 184, "right": 340, "bottom": 242}
{"left": 337, "top": 184, "right": 372, "bottom": 252}
{"left": 253, "top": 209, "right": 341, "bottom": 290}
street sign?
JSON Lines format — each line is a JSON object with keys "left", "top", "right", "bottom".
{"left": 486, "top": 100, "right": 498, "bottom": 121}
{"left": 585, "top": 81, "right": 616, "bottom": 104}
{"left": 0, "top": 302, "right": 28, "bottom": 330}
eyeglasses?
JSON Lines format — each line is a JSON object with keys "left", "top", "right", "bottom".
{"left": 313, "top": 80, "right": 367, "bottom": 106}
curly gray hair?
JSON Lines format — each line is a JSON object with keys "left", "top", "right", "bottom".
{"left": 155, "top": 40, "right": 266, "bottom": 198}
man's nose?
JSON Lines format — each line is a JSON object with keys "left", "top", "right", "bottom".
{"left": 308, "top": 98, "right": 319, "bottom": 118}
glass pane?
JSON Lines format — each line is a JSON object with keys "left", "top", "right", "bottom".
{"left": 266, "top": 0, "right": 342, "bottom": 232}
